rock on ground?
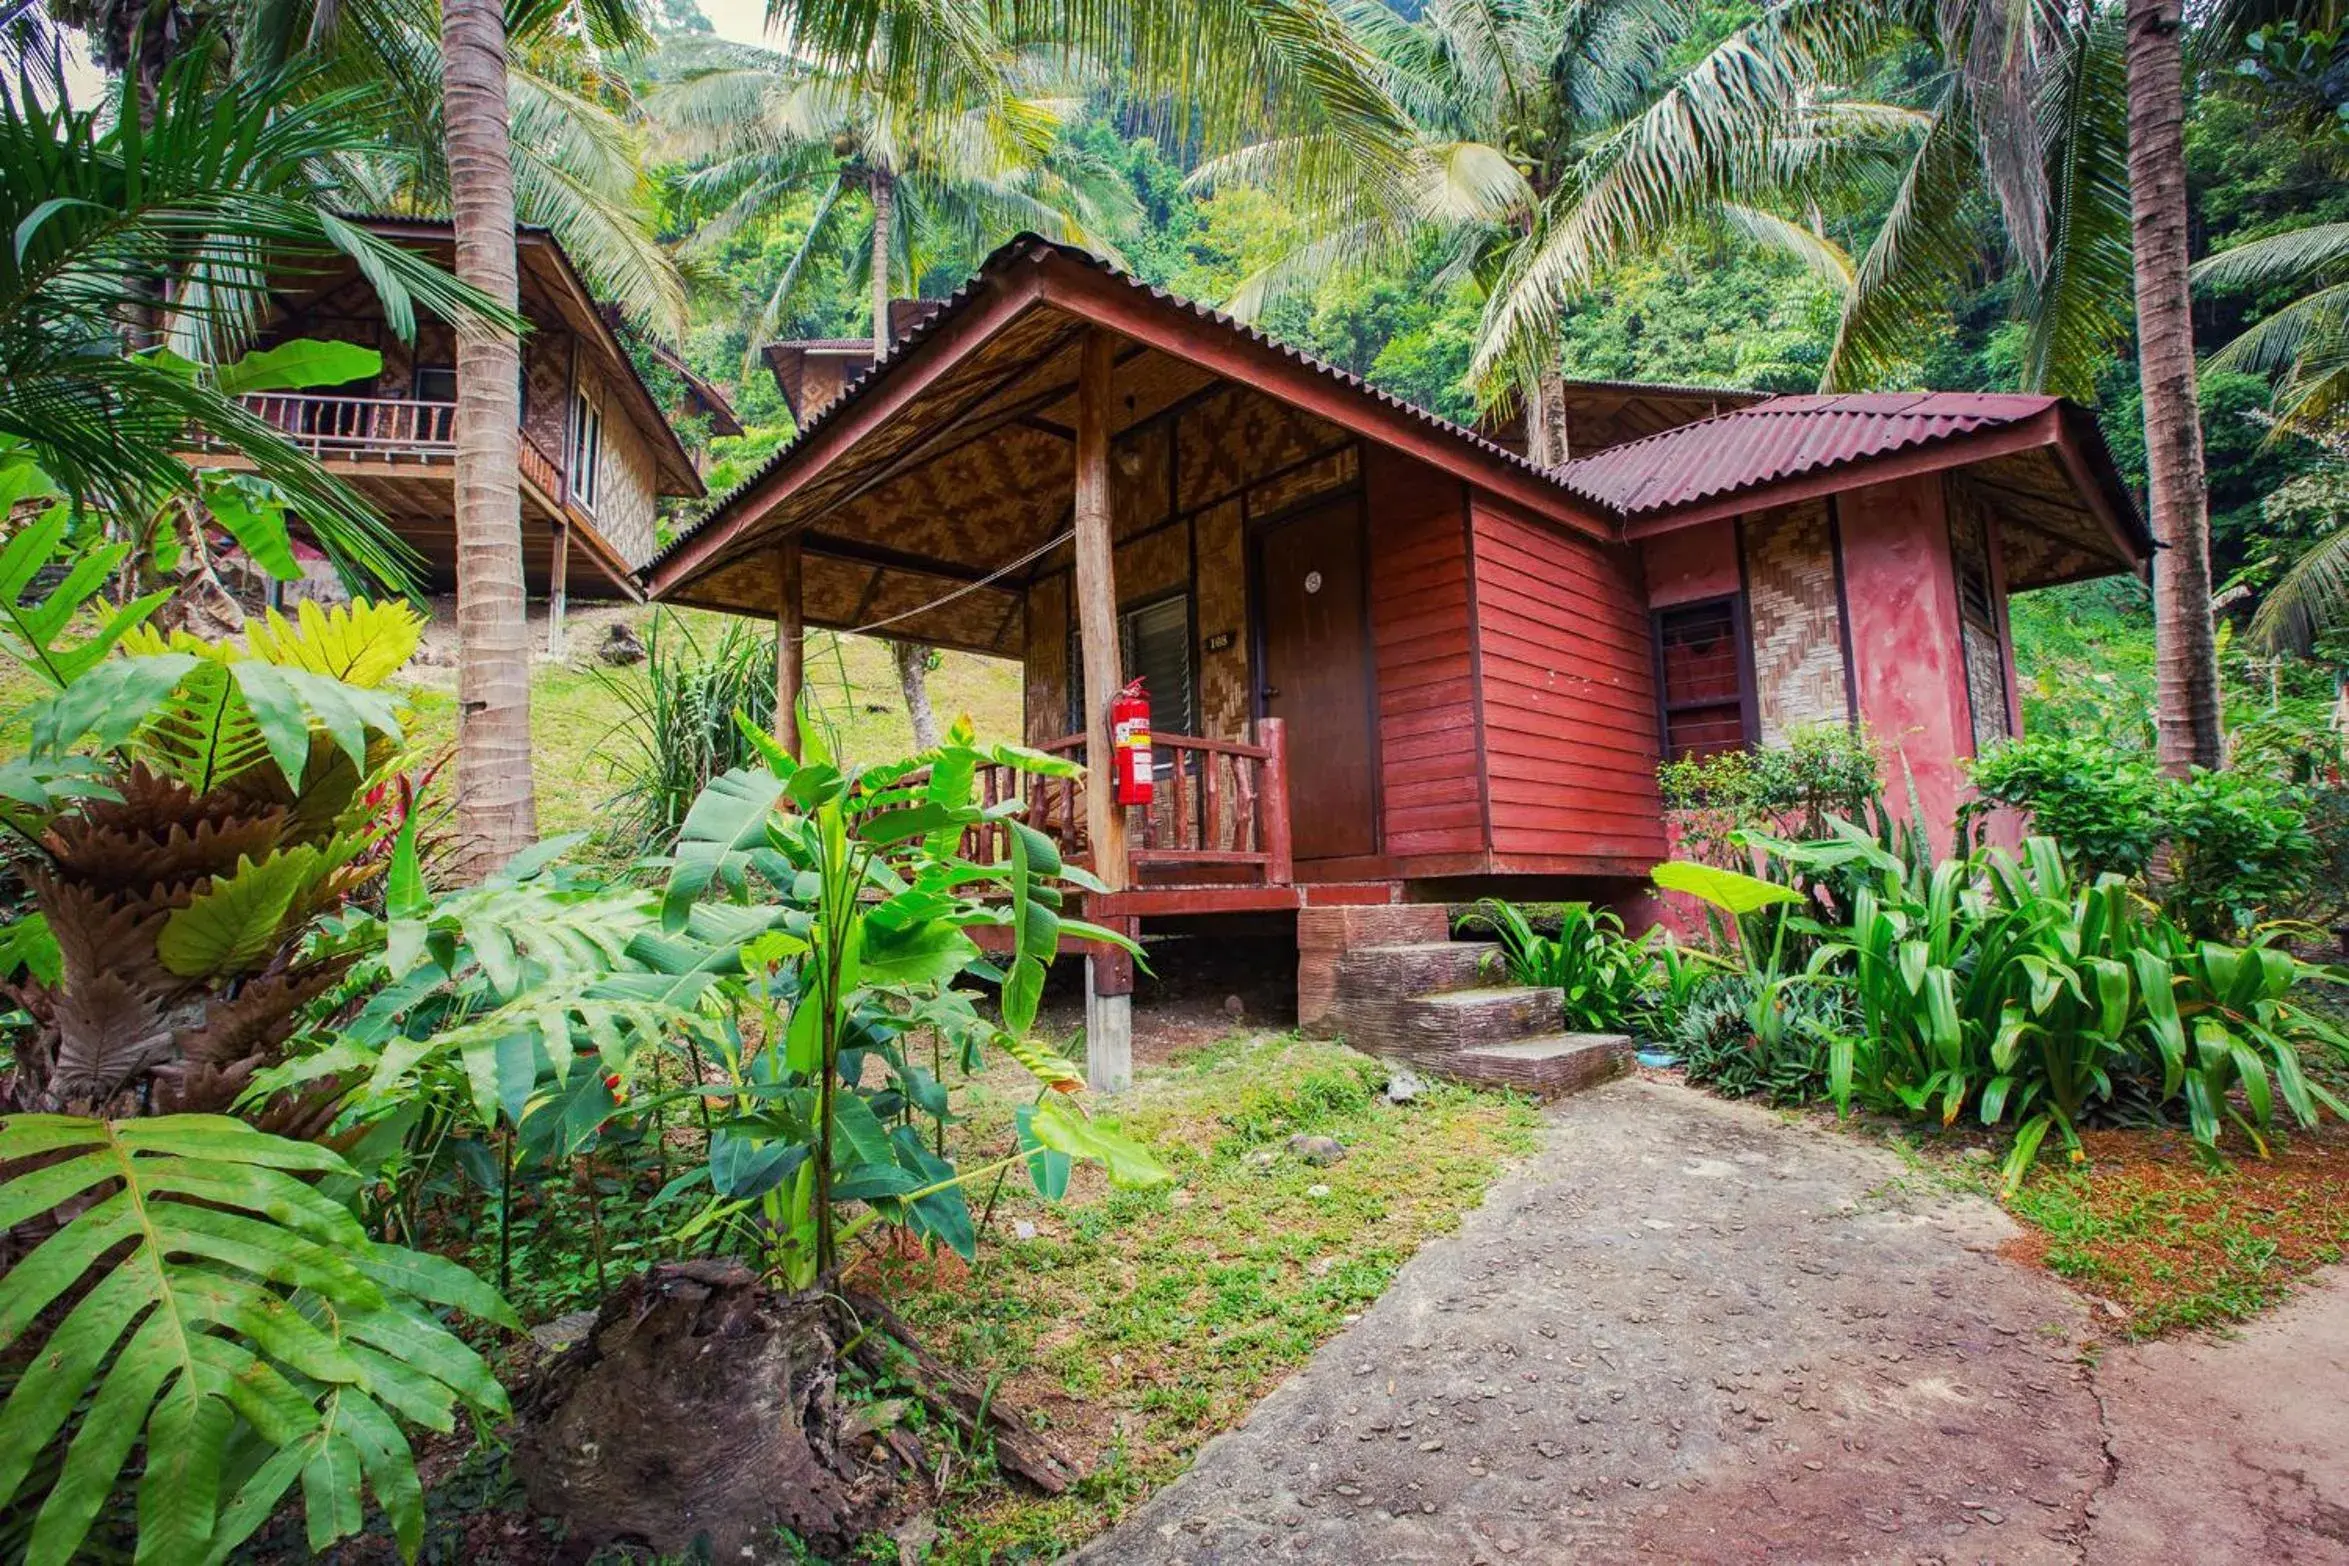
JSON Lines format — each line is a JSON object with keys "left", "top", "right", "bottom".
{"left": 1071, "top": 1079, "right": 2130, "bottom": 1564}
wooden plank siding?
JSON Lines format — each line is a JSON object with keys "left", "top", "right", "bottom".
{"left": 1364, "top": 445, "right": 1487, "bottom": 860}
{"left": 1468, "top": 494, "right": 1671, "bottom": 867}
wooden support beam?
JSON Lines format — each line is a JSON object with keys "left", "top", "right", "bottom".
{"left": 775, "top": 534, "right": 804, "bottom": 758}
{"left": 546, "top": 520, "right": 569, "bottom": 657}
{"left": 1073, "top": 329, "right": 1126, "bottom": 893}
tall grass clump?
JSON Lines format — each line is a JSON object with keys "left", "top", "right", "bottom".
{"left": 596, "top": 611, "right": 778, "bottom": 857}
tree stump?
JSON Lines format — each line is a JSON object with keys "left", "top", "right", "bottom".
{"left": 512, "top": 1260, "right": 876, "bottom": 1560}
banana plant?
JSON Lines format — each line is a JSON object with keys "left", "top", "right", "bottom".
{"left": 657, "top": 709, "right": 1165, "bottom": 1290}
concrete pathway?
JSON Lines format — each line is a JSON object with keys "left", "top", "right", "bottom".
{"left": 1073, "top": 1078, "right": 2349, "bottom": 1565}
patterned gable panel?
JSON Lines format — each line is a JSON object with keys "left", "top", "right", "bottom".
{"left": 1247, "top": 445, "right": 1358, "bottom": 519}
{"left": 1174, "top": 385, "right": 1348, "bottom": 512}
{"left": 829, "top": 421, "right": 1074, "bottom": 569}
{"left": 523, "top": 334, "right": 572, "bottom": 463}
{"left": 1741, "top": 499, "right": 1851, "bottom": 744}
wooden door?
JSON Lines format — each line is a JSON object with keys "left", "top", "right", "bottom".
{"left": 1256, "top": 497, "right": 1378, "bottom": 861}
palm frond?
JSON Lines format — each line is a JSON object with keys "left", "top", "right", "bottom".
{"left": 2016, "top": 2, "right": 2131, "bottom": 400}
{"left": 1722, "top": 204, "right": 1856, "bottom": 288}
{"left": 2251, "top": 511, "right": 2349, "bottom": 653}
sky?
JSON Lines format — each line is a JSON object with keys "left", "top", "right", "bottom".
{"left": 691, "top": 0, "right": 773, "bottom": 45}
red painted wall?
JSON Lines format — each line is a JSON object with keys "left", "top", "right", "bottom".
{"left": 1640, "top": 518, "right": 1740, "bottom": 609}
{"left": 1838, "top": 474, "right": 1976, "bottom": 857}
{"left": 1364, "top": 446, "right": 1485, "bottom": 860}
{"left": 1469, "top": 493, "right": 1670, "bottom": 871}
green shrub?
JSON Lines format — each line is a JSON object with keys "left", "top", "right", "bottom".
{"left": 1965, "top": 734, "right": 2318, "bottom": 936}
{"left": 1468, "top": 900, "right": 1657, "bottom": 1033}
{"left": 2160, "top": 767, "right": 2317, "bottom": 938}
{"left": 1659, "top": 721, "right": 1883, "bottom": 867}
{"left": 1675, "top": 973, "right": 1849, "bottom": 1105}
{"left": 1964, "top": 733, "right": 2163, "bottom": 878}
{"left": 1759, "top": 827, "right": 2349, "bottom": 1190}
{"left": 593, "top": 611, "right": 779, "bottom": 860}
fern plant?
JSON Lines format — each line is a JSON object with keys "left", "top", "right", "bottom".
{"left": 0, "top": 514, "right": 424, "bottom": 1124}
{"left": 0, "top": 1114, "right": 514, "bottom": 1565}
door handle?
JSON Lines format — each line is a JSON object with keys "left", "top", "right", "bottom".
{"left": 1261, "top": 686, "right": 1280, "bottom": 701}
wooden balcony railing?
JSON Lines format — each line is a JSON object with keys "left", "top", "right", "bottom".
{"left": 234, "top": 393, "right": 458, "bottom": 459}
{"left": 518, "top": 430, "right": 563, "bottom": 499}
{"left": 969, "top": 719, "right": 1293, "bottom": 889}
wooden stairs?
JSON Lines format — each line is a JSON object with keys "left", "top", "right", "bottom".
{"left": 1298, "top": 907, "right": 1633, "bottom": 1100}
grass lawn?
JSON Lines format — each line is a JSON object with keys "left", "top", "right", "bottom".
{"left": 393, "top": 601, "right": 1025, "bottom": 847}
{"left": 853, "top": 1032, "right": 1543, "bottom": 1563}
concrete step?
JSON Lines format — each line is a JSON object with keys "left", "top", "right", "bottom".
{"left": 1333, "top": 940, "right": 1502, "bottom": 1000}
{"left": 1447, "top": 1034, "right": 1634, "bottom": 1100}
{"left": 1328, "top": 984, "right": 1562, "bottom": 1054}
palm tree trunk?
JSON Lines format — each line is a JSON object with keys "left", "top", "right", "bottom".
{"left": 2127, "top": 0, "right": 2222, "bottom": 774}
{"left": 442, "top": 0, "right": 538, "bottom": 870}
{"left": 894, "top": 639, "right": 940, "bottom": 749}
{"left": 1526, "top": 365, "right": 1570, "bottom": 467}
{"left": 869, "top": 167, "right": 895, "bottom": 356}
{"left": 866, "top": 165, "right": 938, "bottom": 749}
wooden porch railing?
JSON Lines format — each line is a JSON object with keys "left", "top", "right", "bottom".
{"left": 519, "top": 429, "right": 563, "bottom": 499}
{"left": 970, "top": 719, "right": 1293, "bottom": 888}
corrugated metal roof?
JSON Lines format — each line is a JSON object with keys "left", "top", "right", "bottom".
{"left": 650, "top": 235, "right": 1580, "bottom": 576}
{"left": 1557, "top": 392, "right": 2062, "bottom": 517}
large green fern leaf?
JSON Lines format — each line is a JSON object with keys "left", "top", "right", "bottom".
{"left": 0, "top": 1115, "right": 514, "bottom": 1566}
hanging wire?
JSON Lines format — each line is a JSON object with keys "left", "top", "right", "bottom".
{"left": 841, "top": 526, "right": 1073, "bottom": 638}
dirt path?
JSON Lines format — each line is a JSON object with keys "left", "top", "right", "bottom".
{"left": 1071, "top": 1078, "right": 2349, "bottom": 1564}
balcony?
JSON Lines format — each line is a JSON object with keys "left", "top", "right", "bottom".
{"left": 218, "top": 392, "right": 569, "bottom": 505}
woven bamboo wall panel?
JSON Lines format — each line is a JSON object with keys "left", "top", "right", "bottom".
{"left": 592, "top": 383, "right": 661, "bottom": 567}
{"left": 1113, "top": 419, "right": 1173, "bottom": 539}
{"left": 523, "top": 333, "right": 571, "bottom": 462}
{"left": 1741, "top": 499, "right": 1851, "bottom": 744}
{"left": 1248, "top": 445, "right": 1358, "bottom": 519}
{"left": 1194, "top": 499, "right": 1249, "bottom": 740}
{"left": 850, "top": 422, "right": 1074, "bottom": 563}
{"left": 1175, "top": 385, "right": 1347, "bottom": 512}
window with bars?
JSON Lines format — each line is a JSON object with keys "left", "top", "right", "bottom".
{"left": 1068, "top": 593, "right": 1195, "bottom": 757}
{"left": 1654, "top": 598, "right": 1753, "bottom": 761}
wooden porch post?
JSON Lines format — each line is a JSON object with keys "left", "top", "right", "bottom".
{"left": 775, "top": 534, "right": 804, "bottom": 759}
{"left": 546, "top": 519, "right": 569, "bottom": 657}
{"left": 1073, "top": 328, "right": 1131, "bottom": 1092}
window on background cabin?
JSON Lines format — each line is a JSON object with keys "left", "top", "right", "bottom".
{"left": 1067, "top": 593, "right": 1196, "bottom": 758}
{"left": 569, "top": 389, "right": 603, "bottom": 509}
{"left": 1655, "top": 598, "right": 1751, "bottom": 760}
{"left": 413, "top": 365, "right": 458, "bottom": 403}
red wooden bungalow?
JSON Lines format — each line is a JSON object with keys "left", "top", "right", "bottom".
{"left": 648, "top": 236, "right": 2147, "bottom": 1086}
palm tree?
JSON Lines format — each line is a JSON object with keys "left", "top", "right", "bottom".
{"left": 237, "top": 0, "right": 684, "bottom": 333}
{"left": 2127, "top": 0, "right": 2223, "bottom": 772}
{"left": 1194, "top": 0, "right": 1906, "bottom": 455}
{"left": 643, "top": 33, "right": 1133, "bottom": 358}
{"left": 646, "top": 30, "right": 1134, "bottom": 742}
{"left": 2198, "top": 222, "right": 2349, "bottom": 441}
{"left": 435, "top": 0, "right": 538, "bottom": 871}
{"left": 0, "top": 52, "right": 499, "bottom": 579}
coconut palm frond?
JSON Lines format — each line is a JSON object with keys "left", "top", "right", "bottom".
{"left": 2017, "top": 1, "right": 2131, "bottom": 401}
{"left": 1817, "top": 76, "right": 1982, "bottom": 392}
{"left": 1467, "top": 0, "right": 1896, "bottom": 390}
{"left": 2195, "top": 221, "right": 2349, "bottom": 293}
{"left": 1722, "top": 204, "right": 1856, "bottom": 289}
{"left": 2251, "top": 515, "right": 2349, "bottom": 653}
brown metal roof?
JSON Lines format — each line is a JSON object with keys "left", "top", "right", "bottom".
{"left": 1559, "top": 392, "right": 2067, "bottom": 518}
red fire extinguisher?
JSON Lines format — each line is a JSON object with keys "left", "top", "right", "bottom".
{"left": 1111, "top": 678, "right": 1154, "bottom": 806}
